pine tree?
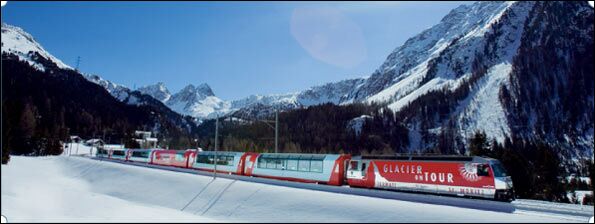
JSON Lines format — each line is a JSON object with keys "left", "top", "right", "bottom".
{"left": 468, "top": 131, "right": 490, "bottom": 156}
{"left": 19, "top": 103, "right": 37, "bottom": 138}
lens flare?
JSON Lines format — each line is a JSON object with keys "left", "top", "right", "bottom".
{"left": 290, "top": 6, "right": 367, "bottom": 69}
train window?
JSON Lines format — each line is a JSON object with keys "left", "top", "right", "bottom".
{"left": 215, "top": 155, "right": 222, "bottom": 165}
{"left": 275, "top": 159, "right": 284, "bottom": 169}
{"left": 266, "top": 159, "right": 277, "bottom": 169}
{"left": 257, "top": 157, "right": 266, "bottom": 168}
{"left": 298, "top": 159, "right": 310, "bottom": 172}
{"left": 227, "top": 156, "right": 235, "bottom": 165}
{"left": 490, "top": 161, "right": 507, "bottom": 177}
{"left": 97, "top": 149, "right": 108, "bottom": 155}
{"left": 197, "top": 155, "right": 210, "bottom": 164}
{"left": 287, "top": 159, "right": 298, "bottom": 171}
{"left": 477, "top": 164, "right": 490, "bottom": 177}
{"left": 349, "top": 161, "right": 359, "bottom": 171}
{"left": 113, "top": 150, "right": 125, "bottom": 156}
{"left": 132, "top": 151, "right": 149, "bottom": 158}
{"left": 361, "top": 163, "right": 366, "bottom": 172}
{"left": 214, "top": 155, "right": 232, "bottom": 166}
{"left": 310, "top": 160, "right": 323, "bottom": 173}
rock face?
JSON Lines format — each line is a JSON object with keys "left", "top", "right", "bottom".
{"left": 137, "top": 82, "right": 171, "bottom": 102}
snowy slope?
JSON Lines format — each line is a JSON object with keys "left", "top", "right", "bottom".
{"left": 1, "top": 156, "right": 215, "bottom": 223}
{"left": 1, "top": 23, "right": 72, "bottom": 71}
{"left": 366, "top": 2, "right": 532, "bottom": 142}
{"left": 2, "top": 156, "right": 589, "bottom": 223}
{"left": 352, "top": 2, "right": 516, "bottom": 103}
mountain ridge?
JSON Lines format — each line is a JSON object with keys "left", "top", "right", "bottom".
{"left": 2, "top": 1, "right": 592, "bottom": 160}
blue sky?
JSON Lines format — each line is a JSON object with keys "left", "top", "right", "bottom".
{"left": 2, "top": 1, "right": 470, "bottom": 100}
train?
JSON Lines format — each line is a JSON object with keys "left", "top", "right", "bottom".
{"left": 95, "top": 148, "right": 515, "bottom": 202}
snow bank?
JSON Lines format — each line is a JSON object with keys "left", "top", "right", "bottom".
{"left": 1, "top": 156, "right": 214, "bottom": 223}
{"left": 2, "top": 156, "right": 590, "bottom": 222}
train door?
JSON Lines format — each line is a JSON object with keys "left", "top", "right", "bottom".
{"left": 346, "top": 159, "right": 365, "bottom": 180}
{"left": 237, "top": 155, "right": 244, "bottom": 175}
{"left": 149, "top": 150, "right": 157, "bottom": 164}
{"left": 186, "top": 151, "right": 196, "bottom": 168}
{"left": 244, "top": 155, "right": 253, "bottom": 175}
{"left": 342, "top": 159, "right": 350, "bottom": 184}
{"left": 244, "top": 153, "right": 258, "bottom": 176}
{"left": 346, "top": 158, "right": 375, "bottom": 188}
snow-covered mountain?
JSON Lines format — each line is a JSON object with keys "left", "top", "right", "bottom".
{"left": 137, "top": 82, "right": 171, "bottom": 102}
{"left": 354, "top": 1, "right": 536, "bottom": 145}
{"left": 1, "top": 23, "right": 72, "bottom": 71}
{"left": 136, "top": 78, "right": 366, "bottom": 119}
{"left": 163, "top": 84, "right": 230, "bottom": 119}
{"left": 228, "top": 78, "right": 367, "bottom": 118}
{"left": 341, "top": 1, "right": 593, "bottom": 158}
{"left": 84, "top": 74, "right": 132, "bottom": 102}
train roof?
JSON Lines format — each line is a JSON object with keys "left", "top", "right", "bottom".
{"left": 198, "top": 151, "right": 246, "bottom": 156}
{"left": 358, "top": 155, "right": 496, "bottom": 163}
{"left": 259, "top": 153, "right": 328, "bottom": 160}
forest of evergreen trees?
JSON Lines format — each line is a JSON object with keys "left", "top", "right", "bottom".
{"left": 1, "top": 53, "right": 200, "bottom": 164}
{"left": 193, "top": 103, "right": 409, "bottom": 155}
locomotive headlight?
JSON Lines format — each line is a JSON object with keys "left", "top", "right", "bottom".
{"left": 506, "top": 178, "right": 513, "bottom": 189}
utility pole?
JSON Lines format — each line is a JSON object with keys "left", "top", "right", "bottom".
{"left": 228, "top": 110, "right": 280, "bottom": 154}
{"left": 69, "top": 138, "right": 72, "bottom": 156}
{"left": 75, "top": 56, "right": 81, "bottom": 72}
{"left": 214, "top": 114, "right": 219, "bottom": 179}
{"left": 275, "top": 109, "right": 278, "bottom": 154}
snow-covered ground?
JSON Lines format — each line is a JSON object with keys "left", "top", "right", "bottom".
{"left": 1, "top": 156, "right": 215, "bottom": 223}
{"left": 1, "top": 156, "right": 592, "bottom": 223}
